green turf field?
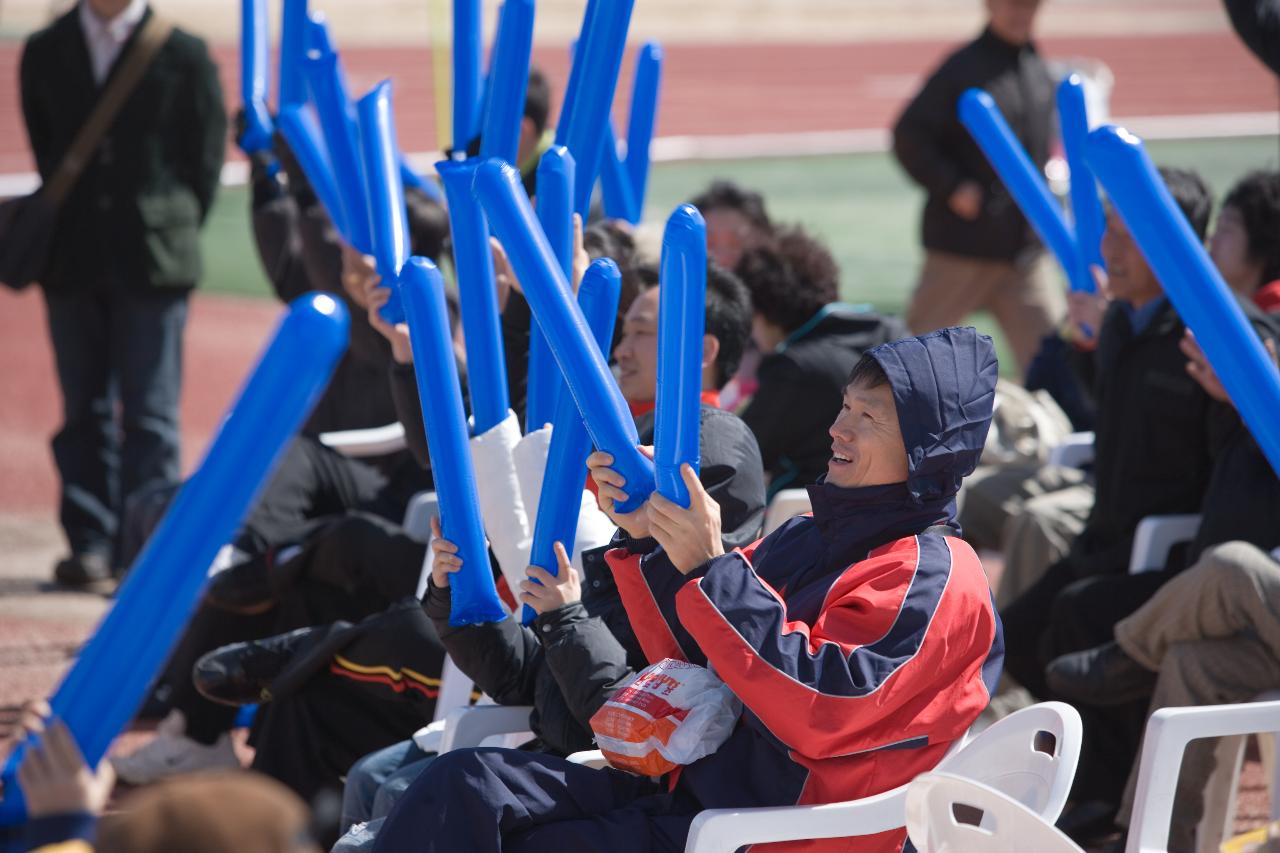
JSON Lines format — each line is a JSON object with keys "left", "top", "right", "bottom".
{"left": 200, "top": 134, "right": 1280, "bottom": 366}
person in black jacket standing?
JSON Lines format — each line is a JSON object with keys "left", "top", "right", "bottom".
{"left": 892, "top": 0, "right": 1061, "bottom": 374}
{"left": 19, "top": 0, "right": 226, "bottom": 589}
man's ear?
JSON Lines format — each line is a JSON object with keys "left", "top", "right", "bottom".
{"left": 701, "top": 334, "right": 721, "bottom": 374}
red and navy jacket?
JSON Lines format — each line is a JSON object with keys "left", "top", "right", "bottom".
{"left": 607, "top": 327, "right": 1004, "bottom": 852}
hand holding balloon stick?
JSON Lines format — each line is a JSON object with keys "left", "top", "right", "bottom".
{"left": 654, "top": 205, "right": 707, "bottom": 507}
{"left": 473, "top": 159, "right": 655, "bottom": 512}
{"left": 522, "top": 258, "right": 622, "bottom": 624}
{"left": 0, "top": 294, "right": 349, "bottom": 825}
{"left": 399, "top": 258, "right": 509, "bottom": 626}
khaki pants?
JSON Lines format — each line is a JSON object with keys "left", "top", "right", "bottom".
{"left": 996, "top": 480, "right": 1094, "bottom": 610}
{"left": 906, "top": 249, "right": 1065, "bottom": 374}
{"left": 1114, "top": 542, "right": 1280, "bottom": 848}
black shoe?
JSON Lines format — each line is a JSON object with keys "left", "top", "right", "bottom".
{"left": 204, "top": 553, "right": 275, "bottom": 613}
{"left": 193, "top": 626, "right": 319, "bottom": 706}
{"left": 1046, "top": 641, "right": 1158, "bottom": 707}
{"left": 53, "top": 552, "right": 115, "bottom": 592}
{"left": 1055, "top": 799, "right": 1119, "bottom": 846}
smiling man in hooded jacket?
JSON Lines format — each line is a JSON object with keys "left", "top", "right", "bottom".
{"left": 372, "top": 326, "right": 1004, "bottom": 853}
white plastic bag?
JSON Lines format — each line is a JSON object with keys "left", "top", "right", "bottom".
{"left": 591, "top": 658, "right": 742, "bottom": 776}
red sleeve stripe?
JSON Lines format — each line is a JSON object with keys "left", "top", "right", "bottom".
{"left": 605, "top": 547, "right": 686, "bottom": 664}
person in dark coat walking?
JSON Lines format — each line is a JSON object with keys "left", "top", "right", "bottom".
{"left": 736, "top": 227, "right": 905, "bottom": 495}
{"left": 19, "top": 0, "right": 226, "bottom": 588}
{"left": 371, "top": 328, "right": 1002, "bottom": 853}
{"left": 892, "top": 0, "right": 1061, "bottom": 373}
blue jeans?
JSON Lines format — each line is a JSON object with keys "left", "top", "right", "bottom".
{"left": 43, "top": 287, "right": 188, "bottom": 560}
{"left": 340, "top": 740, "right": 435, "bottom": 833}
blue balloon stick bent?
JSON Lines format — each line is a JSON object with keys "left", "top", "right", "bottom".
{"left": 453, "top": 0, "right": 484, "bottom": 154}
{"left": 555, "top": 0, "right": 636, "bottom": 216}
{"left": 436, "top": 159, "right": 511, "bottom": 434}
{"left": 278, "top": 105, "right": 350, "bottom": 239}
{"left": 398, "top": 258, "right": 509, "bottom": 626}
{"left": 278, "top": 0, "right": 309, "bottom": 109}
{"left": 357, "top": 80, "right": 409, "bottom": 325}
{"left": 958, "top": 88, "right": 1082, "bottom": 289}
{"left": 1085, "top": 126, "right": 1280, "bottom": 479}
{"left": 624, "top": 41, "right": 663, "bottom": 220}
{"left": 654, "top": 204, "right": 706, "bottom": 508}
{"left": 600, "top": 123, "right": 639, "bottom": 224}
{"left": 239, "top": 0, "right": 274, "bottom": 153}
{"left": 473, "top": 159, "right": 655, "bottom": 511}
{"left": 522, "top": 258, "right": 622, "bottom": 624}
{"left": 1056, "top": 74, "right": 1104, "bottom": 292}
{"left": 302, "top": 17, "right": 373, "bottom": 254}
{"left": 0, "top": 293, "right": 349, "bottom": 826}
{"left": 399, "top": 155, "right": 444, "bottom": 203}
{"left": 527, "top": 146, "right": 576, "bottom": 431}
{"left": 479, "top": 0, "right": 535, "bottom": 165}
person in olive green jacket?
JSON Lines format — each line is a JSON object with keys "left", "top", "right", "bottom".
{"left": 19, "top": 0, "right": 227, "bottom": 589}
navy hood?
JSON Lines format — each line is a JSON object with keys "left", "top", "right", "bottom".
{"left": 869, "top": 326, "right": 998, "bottom": 504}
{"left": 802, "top": 327, "right": 997, "bottom": 572}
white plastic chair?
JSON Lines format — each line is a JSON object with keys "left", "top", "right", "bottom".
{"left": 762, "top": 488, "right": 812, "bottom": 536}
{"left": 683, "top": 702, "right": 1081, "bottom": 853}
{"left": 1127, "top": 514, "right": 1202, "bottom": 574}
{"left": 1047, "top": 432, "right": 1095, "bottom": 470}
{"left": 318, "top": 422, "right": 408, "bottom": 457}
{"left": 401, "top": 491, "right": 439, "bottom": 544}
{"left": 1127, "top": 698, "right": 1280, "bottom": 853}
{"left": 905, "top": 772, "right": 1084, "bottom": 853}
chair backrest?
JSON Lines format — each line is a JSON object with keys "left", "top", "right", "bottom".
{"left": 432, "top": 656, "right": 476, "bottom": 723}
{"left": 762, "top": 489, "right": 812, "bottom": 536}
{"left": 905, "top": 772, "right": 1084, "bottom": 853}
{"left": 936, "top": 702, "right": 1081, "bottom": 823}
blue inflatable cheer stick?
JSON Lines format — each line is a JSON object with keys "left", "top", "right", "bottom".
{"left": 624, "top": 42, "right": 663, "bottom": 221}
{"left": 357, "top": 80, "right": 410, "bottom": 325}
{"left": 1086, "top": 126, "right": 1280, "bottom": 480}
{"left": 1057, "top": 74, "right": 1104, "bottom": 293}
{"left": 278, "top": 105, "right": 350, "bottom": 240}
{"left": 655, "top": 205, "right": 706, "bottom": 507}
{"left": 522, "top": 259, "right": 622, "bottom": 624}
{"left": 527, "top": 146, "right": 576, "bottom": 431}
{"left": 600, "top": 123, "right": 639, "bottom": 224}
{"left": 0, "top": 293, "right": 348, "bottom": 826}
{"left": 239, "top": 0, "right": 274, "bottom": 154}
{"left": 302, "top": 15, "right": 373, "bottom": 254}
{"left": 436, "top": 160, "right": 511, "bottom": 435}
{"left": 958, "top": 89, "right": 1082, "bottom": 291}
{"left": 453, "top": 0, "right": 484, "bottom": 154}
{"left": 554, "top": 0, "right": 636, "bottom": 216}
{"left": 473, "top": 159, "right": 655, "bottom": 512}
{"left": 399, "top": 258, "right": 509, "bottom": 625}
{"left": 277, "top": 0, "right": 309, "bottom": 110}
{"left": 479, "top": 0, "right": 535, "bottom": 166}
{"left": 399, "top": 155, "right": 444, "bottom": 203}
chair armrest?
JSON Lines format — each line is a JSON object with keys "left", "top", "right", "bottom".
{"left": 411, "top": 720, "right": 447, "bottom": 753}
{"left": 1128, "top": 699, "right": 1280, "bottom": 853}
{"left": 438, "top": 704, "right": 536, "bottom": 753}
{"left": 1047, "top": 432, "right": 1095, "bottom": 470}
{"left": 318, "top": 422, "right": 407, "bottom": 457}
{"left": 566, "top": 750, "right": 608, "bottom": 768}
{"left": 684, "top": 786, "right": 909, "bottom": 853}
{"left": 402, "top": 491, "right": 439, "bottom": 544}
{"left": 1127, "top": 514, "right": 1202, "bottom": 574}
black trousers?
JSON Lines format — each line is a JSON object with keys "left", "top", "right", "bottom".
{"left": 372, "top": 748, "right": 701, "bottom": 853}
{"left": 44, "top": 286, "right": 188, "bottom": 561}
{"left": 160, "top": 513, "right": 427, "bottom": 743}
{"left": 1001, "top": 558, "right": 1177, "bottom": 802}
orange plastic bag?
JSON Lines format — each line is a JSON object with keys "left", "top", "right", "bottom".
{"left": 590, "top": 658, "right": 741, "bottom": 776}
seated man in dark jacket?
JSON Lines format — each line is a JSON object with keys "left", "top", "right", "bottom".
{"left": 372, "top": 328, "right": 1002, "bottom": 853}
{"left": 735, "top": 226, "right": 904, "bottom": 495}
